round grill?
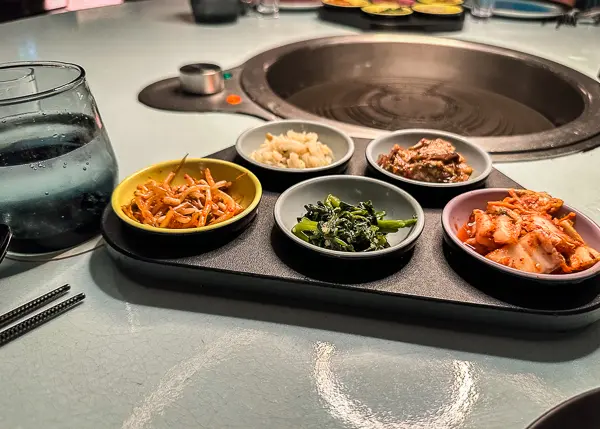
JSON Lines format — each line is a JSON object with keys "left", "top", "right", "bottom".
{"left": 285, "top": 77, "right": 554, "bottom": 137}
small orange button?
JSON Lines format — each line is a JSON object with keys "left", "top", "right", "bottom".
{"left": 226, "top": 94, "right": 242, "bottom": 105}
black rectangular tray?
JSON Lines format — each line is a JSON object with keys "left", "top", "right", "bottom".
{"left": 102, "top": 138, "right": 600, "bottom": 332}
{"left": 318, "top": 6, "right": 465, "bottom": 33}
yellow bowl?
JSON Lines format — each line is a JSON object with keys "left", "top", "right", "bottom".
{"left": 322, "top": 0, "right": 370, "bottom": 8}
{"left": 417, "top": 0, "right": 463, "bottom": 5}
{"left": 362, "top": 4, "right": 413, "bottom": 16}
{"left": 411, "top": 3, "right": 463, "bottom": 14}
{"left": 111, "top": 158, "right": 262, "bottom": 235}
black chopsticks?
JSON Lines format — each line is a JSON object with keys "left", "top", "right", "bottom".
{"left": 0, "top": 284, "right": 71, "bottom": 329}
{"left": 0, "top": 285, "right": 85, "bottom": 347}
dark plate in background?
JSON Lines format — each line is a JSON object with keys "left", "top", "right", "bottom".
{"left": 526, "top": 387, "right": 600, "bottom": 429}
{"left": 318, "top": 4, "right": 465, "bottom": 32}
{"left": 0, "top": 224, "right": 11, "bottom": 263}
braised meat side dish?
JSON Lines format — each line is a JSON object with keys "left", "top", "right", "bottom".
{"left": 458, "top": 189, "right": 600, "bottom": 274}
{"left": 377, "top": 138, "right": 473, "bottom": 183}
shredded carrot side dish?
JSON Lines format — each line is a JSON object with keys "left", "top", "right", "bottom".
{"left": 122, "top": 166, "right": 244, "bottom": 229}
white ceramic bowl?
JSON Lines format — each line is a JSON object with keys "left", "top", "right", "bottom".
{"left": 274, "top": 175, "right": 425, "bottom": 259}
{"left": 236, "top": 120, "right": 355, "bottom": 174}
{"left": 366, "top": 129, "right": 493, "bottom": 189}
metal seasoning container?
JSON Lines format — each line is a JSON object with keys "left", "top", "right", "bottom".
{"left": 179, "top": 63, "right": 225, "bottom": 95}
{"left": 189, "top": 0, "right": 241, "bottom": 23}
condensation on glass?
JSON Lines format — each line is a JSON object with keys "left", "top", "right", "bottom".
{"left": 0, "top": 62, "right": 118, "bottom": 254}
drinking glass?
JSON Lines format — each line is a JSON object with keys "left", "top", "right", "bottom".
{"left": 0, "top": 62, "right": 118, "bottom": 254}
{"left": 470, "top": 0, "right": 494, "bottom": 18}
{"left": 257, "top": 0, "right": 279, "bottom": 15}
{"left": 0, "top": 67, "right": 39, "bottom": 116}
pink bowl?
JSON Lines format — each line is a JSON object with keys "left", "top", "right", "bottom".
{"left": 442, "top": 188, "right": 600, "bottom": 284}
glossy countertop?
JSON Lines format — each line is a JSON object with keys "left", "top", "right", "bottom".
{"left": 1, "top": 2, "right": 600, "bottom": 428}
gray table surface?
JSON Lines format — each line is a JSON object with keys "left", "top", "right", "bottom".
{"left": 1, "top": 1, "right": 600, "bottom": 428}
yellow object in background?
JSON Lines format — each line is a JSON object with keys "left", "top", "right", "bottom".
{"left": 361, "top": 3, "right": 414, "bottom": 15}
{"left": 411, "top": 3, "right": 463, "bottom": 14}
{"left": 417, "top": 0, "right": 463, "bottom": 5}
{"left": 322, "top": 0, "right": 370, "bottom": 7}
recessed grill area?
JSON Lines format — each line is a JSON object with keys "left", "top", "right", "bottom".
{"left": 283, "top": 77, "right": 557, "bottom": 137}
{"left": 242, "top": 36, "right": 600, "bottom": 161}
{"left": 138, "top": 35, "right": 600, "bottom": 161}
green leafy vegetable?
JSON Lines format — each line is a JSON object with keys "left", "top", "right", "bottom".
{"left": 292, "top": 194, "right": 417, "bottom": 252}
